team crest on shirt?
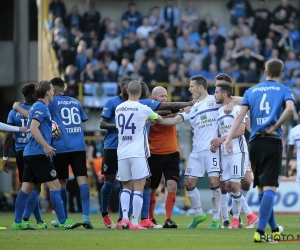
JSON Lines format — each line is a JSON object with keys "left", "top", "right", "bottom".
{"left": 103, "top": 164, "right": 108, "bottom": 172}
{"left": 50, "top": 169, "right": 57, "bottom": 177}
{"left": 207, "top": 100, "right": 214, "bottom": 108}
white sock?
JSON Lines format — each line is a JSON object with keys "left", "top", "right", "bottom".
{"left": 120, "top": 189, "right": 131, "bottom": 220}
{"left": 221, "top": 192, "right": 229, "bottom": 221}
{"left": 241, "top": 195, "right": 252, "bottom": 216}
{"left": 132, "top": 191, "right": 143, "bottom": 226}
{"left": 211, "top": 187, "right": 222, "bottom": 221}
{"left": 230, "top": 192, "right": 242, "bottom": 219}
{"left": 187, "top": 187, "right": 203, "bottom": 216}
{"left": 240, "top": 187, "right": 249, "bottom": 198}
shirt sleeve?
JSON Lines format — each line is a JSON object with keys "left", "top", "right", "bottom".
{"left": 79, "top": 105, "right": 88, "bottom": 122}
{"left": 32, "top": 105, "right": 48, "bottom": 124}
{"left": 101, "top": 99, "right": 114, "bottom": 119}
{"left": 180, "top": 112, "right": 190, "bottom": 121}
{"left": 288, "top": 128, "right": 296, "bottom": 145}
{"left": 7, "top": 110, "right": 15, "bottom": 125}
{"left": 284, "top": 86, "right": 295, "bottom": 102}
{"left": 241, "top": 89, "right": 250, "bottom": 107}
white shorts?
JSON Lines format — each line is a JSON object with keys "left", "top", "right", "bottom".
{"left": 185, "top": 149, "right": 220, "bottom": 178}
{"left": 220, "top": 152, "right": 249, "bottom": 183}
{"left": 117, "top": 157, "right": 151, "bottom": 182}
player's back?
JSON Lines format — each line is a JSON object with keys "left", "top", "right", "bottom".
{"left": 7, "top": 104, "right": 31, "bottom": 151}
{"left": 115, "top": 101, "right": 153, "bottom": 160}
{"left": 243, "top": 81, "right": 294, "bottom": 141}
{"left": 48, "top": 95, "right": 88, "bottom": 153}
{"left": 101, "top": 95, "right": 124, "bottom": 149}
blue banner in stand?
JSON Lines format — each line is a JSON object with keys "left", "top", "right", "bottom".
{"left": 83, "top": 82, "right": 118, "bottom": 108}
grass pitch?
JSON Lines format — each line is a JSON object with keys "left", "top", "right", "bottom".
{"left": 0, "top": 213, "right": 299, "bottom": 250}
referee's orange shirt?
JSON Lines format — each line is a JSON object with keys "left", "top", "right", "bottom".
{"left": 149, "top": 124, "right": 178, "bottom": 154}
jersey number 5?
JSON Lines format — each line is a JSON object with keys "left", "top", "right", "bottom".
{"left": 259, "top": 93, "right": 270, "bottom": 114}
{"left": 117, "top": 113, "right": 136, "bottom": 135}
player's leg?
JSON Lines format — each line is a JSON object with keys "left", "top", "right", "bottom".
{"left": 219, "top": 156, "right": 230, "bottom": 228}
{"left": 185, "top": 152, "right": 206, "bottom": 228}
{"left": 71, "top": 151, "right": 93, "bottom": 229}
{"left": 162, "top": 151, "right": 180, "bottom": 228}
{"left": 206, "top": 150, "right": 221, "bottom": 229}
{"left": 101, "top": 149, "right": 118, "bottom": 228}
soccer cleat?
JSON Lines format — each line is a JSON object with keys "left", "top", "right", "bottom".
{"left": 115, "top": 220, "right": 124, "bottom": 229}
{"left": 209, "top": 220, "right": 220, "bottom": 229}
{"left": 187, "top": 213, "right": 207, "bottom": 228}
{"left": 58, "top": 219, "right": 83, "bottom": 230}
{"left": 0, "top": 226, "right": 7, "bottom": 230}
{"left": 37, "top": 222, "right": 47, "bottom": 229}
{"left": 163, "top": 219, "right": 178, "bottom": 228}
{"left": 151, "top": 218, "right": 159, "bottom": 225}
{"left": 102, "top": 214, "right": 115, "bottom": 229}
{"left": 118, "top": 218, "right": 130, "bottom": 229}
{"left": 231, "top": 218, "right": 239, "bottom": 229}
{"left": 272, "top": 232, "right": 281, "bottom": 241}
{"left": 253, "top": 232, "right": 268, "bottom": 243}
{"left": 12, "top": 221, "right": 35, "bottom": 230}
{"left": 82, "top": 221, "right": 94, "bottom": 229}
{"left": 238, "top": 217, "right": 244, "bottom": 228}
{"left": 221, "top": 220, "right": 230, "bottom": 229}
{"left": 51, "top": 220, "right": 59, "bottom": 228}
{"left": 246, "top": 213, "right": 259, "bottom": 228}
{"left": 140, "top": 218, "right": 162, "bottom": 229}
{"left": 129, "top": 222, "right": 147, "bottom": 230}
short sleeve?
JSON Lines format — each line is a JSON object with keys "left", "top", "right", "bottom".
{"left": 241, "top": 89, "right": 250, "bottom": 107}
{"left": 32, "top": 105, "right": 48, "bottom": 124}
{"left": 180, "top": 112, "right": 190, "bottom": 121}
{"left": 139, "top": 98, "right": 161, "bottom": 111}
{"left": 79, "top": 105, "right": 88, "bottom": 122}
{"left": 7, "top": 110, "right": 15, "bottom": 124}
{"left": 101, "top": 99, "right": 114, "bottom": 119}
{"left": 284, "top": 87, "right": 295, "bottom": 102}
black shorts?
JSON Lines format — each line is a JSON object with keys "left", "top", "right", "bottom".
{"left": 23, "top": 155, "right": 57, "bottom": 184}
{"left": 249, "top": 135, "right": 282, "bottom": 188}
{"left": 52, "top": 151, "right": 87, "bottom": 180}
{"left": 16, "top": 150, "right": 25, "bottom": 183}
{"left": 148, "top": 152, "right": 180, "bottom": 190}
{"left": 102, "top": 149, "right": 118, "bottom": 175}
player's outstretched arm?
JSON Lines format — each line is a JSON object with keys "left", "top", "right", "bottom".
{"left": 13, "top": 102, "right": 29, "bottom": 118}
{"left": 0, "top": 122, "right": 24, "bottom": 133}
{"left": 100, "top": 117, "right": 116, "bottom": 130}
{"left": 285, "top": 145, "right": 294, "bottom": 178}
{"left": 156, "top": 114, "right": 184, "bottom": 126}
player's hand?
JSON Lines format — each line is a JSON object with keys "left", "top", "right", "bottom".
{"left": 19, "top": 126, "right": 27, "bottom": 133}
{"left": 284, "top": 167, "right": 290, "bottom": 178}
{"left": 44, "top": 145, "right": 56, "bottom": 157}
{"left": 224, "top": 102, "right": 233, "bottom": 114}
{"left": 2, "top": 160, "right": 10, "bottom": 173}
{"left": 156, "top": 110, "right": 171, "bottom": 116}
{"left": 12, "top": 102, "right": 21, "bottom": 110}
{"left": 183, "top": 106, "right": 191, "bottom": 114}
{"left": 266, "top": 125, "right": 276, "bottom": 134}
{"left": 225, "top": 140, "right": 233, "bottom": 154}
{"left": 210, "top": 138, "right": 223, "bottom": 151}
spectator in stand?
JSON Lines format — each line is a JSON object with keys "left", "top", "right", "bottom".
{"left": 120, "top": 19, "right": 134, "bottom": 38}
{"left": 103, "top": 54, "right": 118, "bottom": 75}
{"left": 231, "top": 46, "right": 264, "bottom": 70}
{"left": 66, "top": 5, "right": 83, "bottom": 31}
{"left": 100, "top": 29, "right": 121, "bottom": 52}
{"left": 86, "top": 48, "right": 98, "bottom": 66}
{"left": 45, "top": 11, "right": 56, "bottom": 30}
{"left": 118, "top": 58, "right": 134, "bottom": 81}
{"left": 134, "top": 39, "right": 147, "bottom": 62}
{"left": 128, "top": 61, "right": 142, "bottom": 81}
{"left": 202, "top": 44, "right": 221, "bottom": 71}
{"left": 211, "top": 17, "right": 227, "bottom": 39}
{"left": 240, "top": 26, "right": 256, "bottom": 49}
{"left": 268, "top": 48, "right": 280, "bottom": 61}
{"left": 227, "top": 16, "right": 249, "bottom": 39}
{"left": 49, "top": 0, "right": 66, "bottom": 20}
{"left": 236, "top": 62, "right": 258, "bottom": 83}
{"left": 180, "top": 0, "right": 199, "bottom": 30}
{"left": 82, "top": 63, "right": 98, "bottom": 83}
{"left": 149, "top": 6, "right": 165, "bottom": 34}
{"left": 182, "top": 44, "right": 194, "bottom": 66}
{"left": 189, "top": 62, "right": 205, "bottom": 77}
{"left": 203, "top": 64, "right": 222, "bottom": 91}
{"left": 251, "top": 0, "right": 273, "bottom": 40}
{"left": 52, "top": 28, "right": 64, "bottom": 55}
{"left": 226, "top": 0, "right": 253, "bottom": 25}
{"left": 252, "top": 39, "right": 263, "bottom": 56}
{"left": 99, "top": 18, "right": 111, "bottom": 41}
{"left": 208, "top": 25, "right": 225, "bottom": 57}
{"left": 122, "top": 2, "right": 143, "bottom": 32}
{"left": 198, "top": 12, "right": 212, "bottom": 38}
{"left": 263, "top": 37, "right": 275, "bottom": 59}
{"left": 160, "top": 0, "right": 180, "bottom": 37}
{"left": 272, "top": 0, "right": 299, "bottom": 24}
{"left": 98, "top": 66, "right": 116, "bottom": 83}
{"left": 64, "top": 65, "right": 80, "bottom": 97}
{"left": 118, "top": 37, "right": 135, "bottom": 63}
{"left": 176, "top": 28, "right": 197, "bottom": 53}
{"left": 128, "top": 31, "right": 140, "bottom": 52}
{"left": 285, "top": 68, "right": 299, "bottom": 87}
{"left": 163, "top": 38, "right": 179, "bottom": 64}
{"left": 292, "top": 76, "right": 300, "bottom": 113}
{"left": 76, "top": 44, "right": 88, "bottom": 73}
{"left": 69, "top": 27, "right": 84, "bottom": 49}
{"left": 57, "top": 39, "right": 76, "bottom": 74}
{"left": 97, "top": 40, "right": 116, "bottom": 62}
{"left": 83, "top": 1, "right": 101, "bottom": 33}
{"left": 152, "top": 47, "right": 167, "bottom": 74}
{"left": 145, "top": 38, "right": 157, "bottom": 60}
{"left": 287, "top": 22, "right": 300, "bottom": 53}
{"left": 136, "top": 16, "right": 154, "bottom": 39}
{"left": 283, "top": 50, "right": 300, "bottom": 78}
{"left": 140, "top": 59, "right": 161, "bottom": 86}
{"left": 52, "top": 17, "right": 68, "bottom": 39}
{"left": 155, "top": 25, "right": 169, "bottom": 48}
{"left": 187, "top": 23, "right": 200, "bottom": 47}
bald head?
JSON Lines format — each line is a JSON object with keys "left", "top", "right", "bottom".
{"left": 127, "top": 80, "right": 142, "bottom": 96}
{"left": 152, "top": 86, "right": 167, "bottom": 102}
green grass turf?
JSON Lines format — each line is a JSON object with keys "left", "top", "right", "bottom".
{"left": 0, "top": 213, "right": 299, "bottom": 250}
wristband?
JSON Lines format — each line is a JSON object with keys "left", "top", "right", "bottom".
{"left": 3, "top": 156, "right": 8, "bottom": 161}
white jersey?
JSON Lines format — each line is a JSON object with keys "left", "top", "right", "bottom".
{"left": 115, "top": 101, "right": 154, "bottom": 160}
{"left": 181, "top": 95, "right": 221, "bottom": 152}
{"left": 288, "top": 124, "right": 300, "bottom": 182}
{"left": 217, "top": 105, "right": 248, "bottom": 155}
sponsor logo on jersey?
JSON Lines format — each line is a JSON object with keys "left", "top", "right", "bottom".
{"left": 220, "top": 119, "right": 224, "bottom": 126}
{"left": 200, "top": 113, "right": 207, "bottom": 121}
{"left": 103, "top": 164, "right": 108, "bottom": 172}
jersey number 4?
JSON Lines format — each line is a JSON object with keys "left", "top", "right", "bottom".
{"left": 117, "top": 113, "right": 136, "bottom": 135}
{"left": 259, "top": 94, "right": 270, "bottom": 114}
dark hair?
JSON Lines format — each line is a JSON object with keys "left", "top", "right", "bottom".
{"left": 216, "top": 73, "right": 232, "bottom": 83}
{"left": 265, "top": 59, "right": 284, "bottom": 78}
{"left": 190, "top": 75, "right": 208, "bottom": 90}
{"left": 35, "top": 80, "right": 52, "bottom": 99}
{"left": 50, "top": 77, "right": 65, "bottom": 89}
{"left": 140, "top": 82, "right": 149, "bottom": 98}
{"left": 215, "top": 82, "right": 233, "bottom": 98}
{"left": 21, "top": 83, "right": 36, "bottom": 98}
{"left": 120, "top": 76, "right": 133, "bottom": 87}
